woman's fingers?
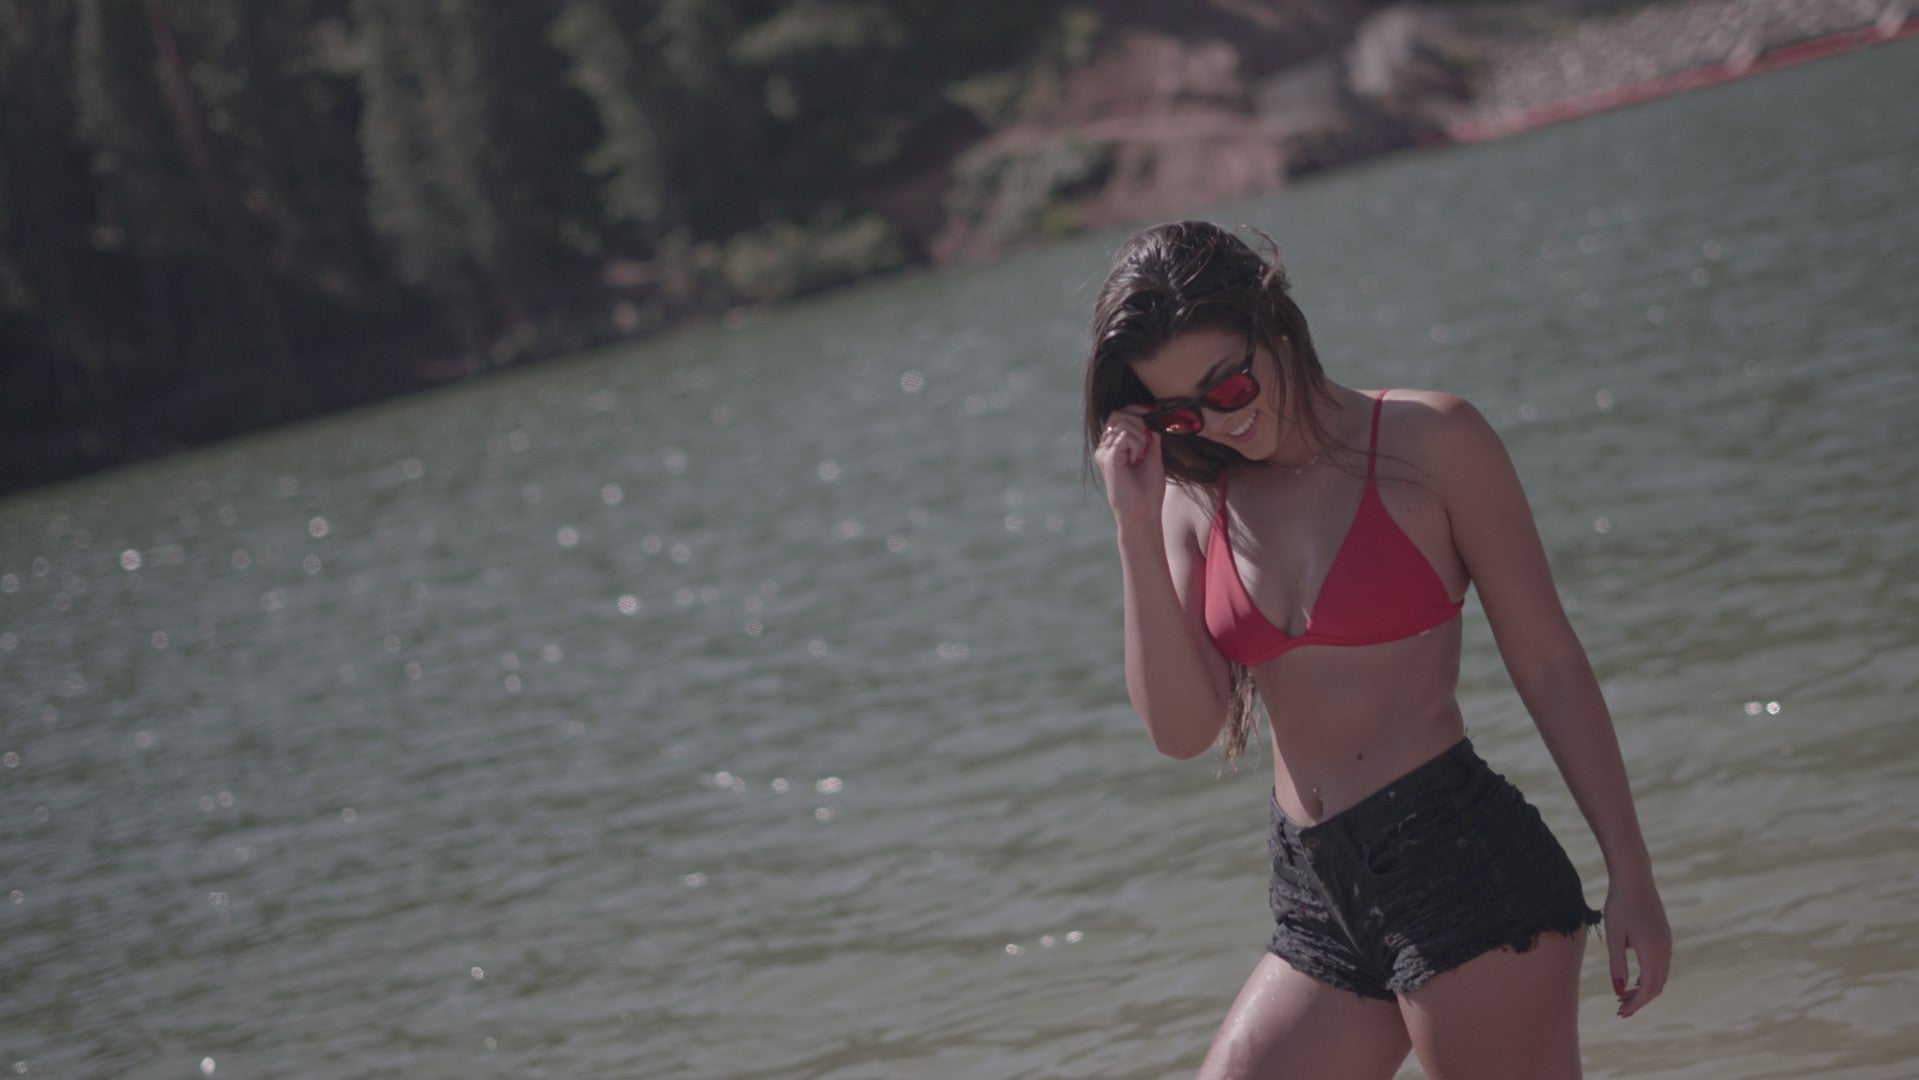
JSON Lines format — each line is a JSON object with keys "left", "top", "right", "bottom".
{"left": 1604, "top": 878, "right": 1671, "bottom": 1019}
{"left": 1100, "top": 407, "right": 1157, "bottom": 465}
{"left": 1097, "top": 412, "right": 1152, "bottom": 468}
{"left": 1095, "top": 408, "right": 1167, "bottom": 526}
{"left": 1610, "top": 920, "right": 1672, "bottom": 1019}
{"left": 1607, "top": 922, "right": 1629, "bottom": 1000}
{"left": 1619, "top": 936, "right": 1670, "bottom": 1018}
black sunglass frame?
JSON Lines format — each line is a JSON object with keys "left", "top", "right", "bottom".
{"left": 1142, "top": 336, "right": 1261, "bottom": 436}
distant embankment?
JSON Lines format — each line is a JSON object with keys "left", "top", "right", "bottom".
{"left": 1440, "top": 0, "right": 1919, "bottom": 142}
{"left": 930, "top": 0, "right": 1914, "bottom": 266}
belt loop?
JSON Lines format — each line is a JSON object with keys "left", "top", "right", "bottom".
{"left": 1452, "top": 739, "right": 1478, "bottom": 783}
{"left": 1450, "top": 737, "right": 1474, "bottom": 769}
{"left": 1448, "top": 738, "right": 1484, "bottom": 807}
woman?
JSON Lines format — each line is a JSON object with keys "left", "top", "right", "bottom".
{"left": 1086, "top": 221, "right": 1670, "bottom": 1078}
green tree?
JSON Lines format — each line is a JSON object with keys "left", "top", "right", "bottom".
{"left": 162, "top": 1, "right": 388, "bottom": 322}
{"left": 354, "top": 0, "right": 598, "bottom": 359}
{"left": 549, "top": 0, "right": 765, "bottom": 246}
{"left": 0, "top": 0, "right": 104, "bottom": 427}
{"left": 727, "top": 0, "right": 1066, "bottom": 214}
{"left": 353, "top": 0, "right": 499, "bottom": 318}
{"left": 548, "top": 0, "right": 670, "bottom": 241}
{"left": 63, "top": 0, "right": 303, "bottom": 420}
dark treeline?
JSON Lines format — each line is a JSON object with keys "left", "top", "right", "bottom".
{"left": 0, "top": 0, "right": 1085, "bottom": 489}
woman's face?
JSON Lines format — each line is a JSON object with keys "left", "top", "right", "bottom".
{"left": 1131, "top": 327, "right": 1287, "bottom": 458}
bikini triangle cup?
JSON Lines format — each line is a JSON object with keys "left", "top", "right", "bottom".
{"left": 1202, "top": 391, "right": 1464, "bottom": 666}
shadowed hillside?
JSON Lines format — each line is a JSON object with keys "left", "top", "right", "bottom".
{"left": 1, "top": 0, "right": 1905, "bottom": 494}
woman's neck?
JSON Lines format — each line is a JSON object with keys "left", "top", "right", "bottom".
{"left": 1253, "top": 380, "right": 1369, "bottom": 470}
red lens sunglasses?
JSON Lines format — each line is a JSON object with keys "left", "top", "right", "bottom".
{"left": 1142, "top": 336, "right": 1261, "bottom": 436}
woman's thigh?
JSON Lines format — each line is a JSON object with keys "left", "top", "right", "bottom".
{"left": 1197, "top": 952, "right": 1411, "bottom": 1080}
{"left": 1397, "top": 928, "right": 1587, "bottom": 1080}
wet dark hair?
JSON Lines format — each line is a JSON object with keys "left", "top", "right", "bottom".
{"left": 1082, "top": 220, "right": 1339, "bottom": 767}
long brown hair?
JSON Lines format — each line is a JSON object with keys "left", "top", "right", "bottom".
{"left": 1082, "top": 220, "right": 1337, "bottom": 767}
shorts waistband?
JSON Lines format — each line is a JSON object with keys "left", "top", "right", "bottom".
{"left": 1273, "top": 738, "right": 1489, "bottom": 845}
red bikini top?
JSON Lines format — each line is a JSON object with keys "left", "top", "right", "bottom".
{"left": 1202, "top": 391, "right": 1464, "bottom": 666}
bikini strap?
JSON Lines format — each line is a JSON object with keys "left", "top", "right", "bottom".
{"left": 1366, "top": 391, "right": 1389, "bottom": 479}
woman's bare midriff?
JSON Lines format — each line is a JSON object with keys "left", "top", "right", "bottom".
{"left": 1257, "top": 619, "right": 1467, "bottom": 825}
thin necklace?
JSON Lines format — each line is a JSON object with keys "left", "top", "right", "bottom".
{"left": 1272, "top": 452, "right": 1321, "bottom": 476}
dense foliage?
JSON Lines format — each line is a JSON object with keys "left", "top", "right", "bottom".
{"left": 0, "top": 0, "right": 1073, "bottom": 484}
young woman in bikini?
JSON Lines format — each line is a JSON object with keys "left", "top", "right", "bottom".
{"left": 1086, "top": 221, "right": 1670, "bottom": 1078}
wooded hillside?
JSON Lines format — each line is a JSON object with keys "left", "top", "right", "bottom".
{"left": 2, "top": 0, "right": 1092, "bottom": 487}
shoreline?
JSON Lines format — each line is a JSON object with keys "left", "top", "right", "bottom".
{"left": 1442, "top": 11, "right": 1918, "bottom": 142}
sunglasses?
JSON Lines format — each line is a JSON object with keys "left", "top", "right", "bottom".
{"left": 1142, "top": 338, "right": 1262, "bottom": 436}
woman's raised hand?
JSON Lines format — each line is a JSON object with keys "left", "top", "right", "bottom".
{"left": 1094, "top": 405, "right": 1167, "bottom": 530}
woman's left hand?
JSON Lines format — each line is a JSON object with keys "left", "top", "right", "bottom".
{"left": 1603, "top": 873, "right": 1671, "bottom": 1018}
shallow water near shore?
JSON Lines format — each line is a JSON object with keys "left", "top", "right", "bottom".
{"left": 4, "top": 38, "right": 1917, "bottom": 1080}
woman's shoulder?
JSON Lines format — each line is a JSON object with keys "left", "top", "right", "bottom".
{"left": 1374, "top": 387, "right": 1481, "bottom": 424}
{"left": 1372, "top": 388, "right": 1510, "bottom": 480}
{"left": 1374, "top": 388, "right": 1497, "bottom": 441}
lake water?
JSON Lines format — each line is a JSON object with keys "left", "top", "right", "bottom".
{"left": 3, "top": 38, "right": 1916, "bottom": 1080}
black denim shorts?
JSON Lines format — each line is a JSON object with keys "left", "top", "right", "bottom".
{"left": 1266, "top": 738, "right": 1601, "bottom": 1000}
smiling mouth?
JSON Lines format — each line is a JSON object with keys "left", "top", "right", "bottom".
{"left": 1225, "top": 411, "right": 1257, "bottom": 438}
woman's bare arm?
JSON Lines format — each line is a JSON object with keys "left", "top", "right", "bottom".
{"left": 1425, "top": 393, "right": 1672, "bottom": 1017}
{"left": 1097, "top": 408, "right": 1233, "bottom": 758}
{"left": 1117, "top": 491, "right": 1232, "bottom": 758}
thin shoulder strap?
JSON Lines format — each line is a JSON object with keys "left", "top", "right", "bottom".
{"left": 1366, "top": 391, "right": 1389, "bottom": 479}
